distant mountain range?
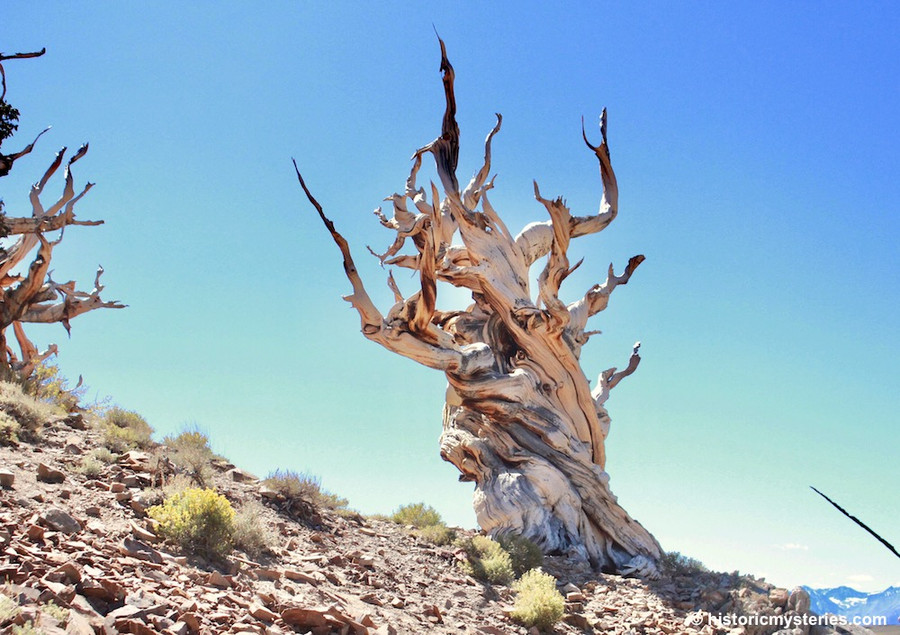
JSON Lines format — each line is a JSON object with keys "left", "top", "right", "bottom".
{"left": 804, "top": 586, "right": 900, "bottom": 625}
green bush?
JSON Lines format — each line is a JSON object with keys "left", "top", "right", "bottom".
{"left": 510, "top": 568, "right": 564, "bottom": 630}
{"left": 163, "top": 428, "right": 214, "bottom": 486}
{"left": 0, "top": 381, "right": 58, "bottom": 442}
{"left": 232, "top": 500, "right": 275, "bottom": 559}
{"left": 659, "top": 551, "right": 707, "bottom": 576}
{"left": 498, "top": 533, "right": 544, "bottom": 577}
{"left": 264, "top": 469, "right": 319, "bottom": 499}
{"left": 417, "top": 524, "right": 456, "bottom": 546}
{"left": 148, "top": 487, "right": 235, "bottom": 559}
{"left": 89, "top": 447, "right": 117, "bottom": 464}
{"left": 0, "top": 411, "right": 20, "bottom": 446}
{"left": 458, "top": 535, "right": 514, "bottom": 585}
{"left": 41, "top": 600, "right": 69, "bottom": 622}
{"left": 102, "top": 407, "right": 153, "bottom": 451}
{"left": 390, "top": 502, "right": 443, "bottom": 528}
{"left": 27, "top": 363, "right": 83, "bottom": 412}
{"left": 75, "top": 456, "right": 104, "bottom": 478}
{"left": 0, "top": 593, "right": 19, "bottom": 624}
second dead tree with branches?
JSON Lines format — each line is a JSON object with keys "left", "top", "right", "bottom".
{"left": 0, "top": 47, "right": 123, "bottom": 379}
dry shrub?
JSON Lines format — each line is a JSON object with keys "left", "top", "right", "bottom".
{"left": 0, "top": 381, "right": 57, "bottom": 443}
{"left": 263, "top": 469, "right": 348, "bottom": 519}
{"left": 163, "top": 427, "right": 214, "bottom": 486}
{"left": 89, "top": 447, "right": 117, "bottom": 464}
{"left": 390, "top": 502, "right": 443, "bottom": 528}
{"left": 75, "top": 456, "right": 104, "bottom": 478}
{"left": 232, "top": 499, "right": 275, "bottom": 559}
{"left": 417, "top": 524, "right": 456, "bottom": 546}
{"left": 102, "top": 407, "right": 153, "bottom": 451}
{"left": 660, "top": 551, "right": 708, "bottom": 576}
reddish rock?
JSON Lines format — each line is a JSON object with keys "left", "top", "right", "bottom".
{"left": 50, "top": 562, "right": 83, "bottom": 584}
{"left": 205, "top": 570, "right": 231, "bottom": 588}
{"left": 178, "top": 612, "right": 201, "bottom": 633}
{"left": 61, "top": 412, "right": 86, "bottom": 430}
{"left": 226, "top": 468, "right": 256, "bottom": 482}
{"left": 64, "top": 436, "right": 84, "bottom": 454}
{"left": 166, "top": 622, "right": 190, "bottom": 635}
{"left": 129, "top": 521, "right": 157, "bottom": 543}
{"left": 360, "top": 593, "right": 383, "bottom": 606}
{"left": 25, "top": 523, "right": 45, "bottom": 541}
{"left": 37, "top": 462, "right": 65, "bottom": 483}
{"left": 253, "top": 567, "right": 281, "bottom": 581}
{"left": 249, "top": 603, "right": 278, "bottom": 622}
{"left": 566, "top": 591, "right": 586, "bottom": 602}
{"left": 769, "top": 587, "right": 789, "bottom": 608}
{"left": 280, "top": 606, "right": 330, "bottom": 628}
{"left": 283, "top": 569, "right": 318, "bottom": 585}
{"left": 120, "top": 537, "right": 163, "bottom": 564}
{"left": 424, "top": 604, "right": 443, "bottom": 624}
{"left": 115, "top": 618, "right": 157, "bottom": 635}
{"left": 39, "top": 577, "right": 77, "bottom": 603}
{"left": 65, "top": 610, "right": 97, "bottom": 635}
{"left": 79, "top": 576, "right": 125, "bottom": 603}
{"left": 43, "top": 509, "right": 82, "bottom": 534}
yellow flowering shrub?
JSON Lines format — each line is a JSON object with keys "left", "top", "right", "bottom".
{"left": 148, "top": 488, "right": 235, "bottom": 559}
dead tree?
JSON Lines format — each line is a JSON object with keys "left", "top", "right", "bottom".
{"left": 296, "top": 41, "right": 661, "bottom": 575}
{"left": 0, "top": 47, "right": 123, "bottom": 378}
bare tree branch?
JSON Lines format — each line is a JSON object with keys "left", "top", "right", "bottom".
{"left": 811, "top": 486, "right": 900, "bottom": 560}
{"left": 293, "top": 159, "right": 482, "bottom": 374}
{"left": 0, "top": 48, "right": 46, "bottom": 101}
{"left": 514, "top": 110, "right": 620, "bottom": 267}
{"left": 0, "top": 127, "right": 50, "bottom": 178}
{"left": 417, "top": 37, "right": 460, "bottom": 198}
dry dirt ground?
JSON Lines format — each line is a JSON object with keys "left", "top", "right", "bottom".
{"left": 0, "top": 410, "right": 875, "bottom": 635}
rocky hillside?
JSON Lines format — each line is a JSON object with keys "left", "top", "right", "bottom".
{"left": 0, "top": 383, "right": 877, "bottom": 634}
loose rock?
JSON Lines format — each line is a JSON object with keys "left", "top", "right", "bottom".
{"left": 37, "top": 462, "right": 66, "bottom": 483}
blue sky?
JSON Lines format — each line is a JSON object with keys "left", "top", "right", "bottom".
{"left": 4, "top": 2, "right": 898, "bottom": 593}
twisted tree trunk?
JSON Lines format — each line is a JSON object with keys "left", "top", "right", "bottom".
{"left": 296, "top": 41, "right": 661, "bottom": 575}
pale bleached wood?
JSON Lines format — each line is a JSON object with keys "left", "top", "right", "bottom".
{"left": 0, "top": 138, "right": 123, "bottom": 375}
{"left": 298, "top": 40, "right": 661, "bottom": 575}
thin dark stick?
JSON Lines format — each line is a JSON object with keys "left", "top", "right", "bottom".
{"left": 811, "top": 486, "right": 900, "bottom": 560}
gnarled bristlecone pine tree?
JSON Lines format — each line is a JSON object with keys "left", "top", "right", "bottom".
{"left": 296, "top": 41, "right": 662, "bottom": 576}
{"left": 0, "top": 47, "right": 123, "bottom": 378}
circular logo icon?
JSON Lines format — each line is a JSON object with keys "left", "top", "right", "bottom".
{"left": 684, "top": 611, "right": 706, "bottom": 628}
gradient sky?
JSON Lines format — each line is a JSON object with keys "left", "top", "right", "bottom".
{"left": 3, "top": 2, "right": 898, "bottom": 594}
